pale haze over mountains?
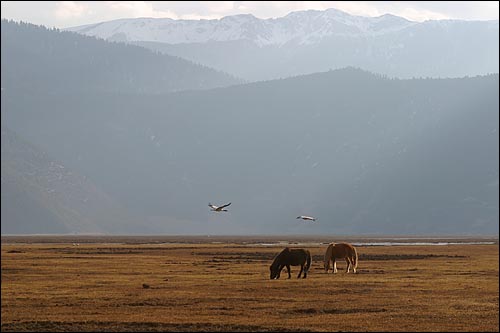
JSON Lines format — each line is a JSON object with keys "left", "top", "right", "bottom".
{"left": 66, "top": 8, "right": 499, "bottom": 81}
{"left": 1, "top": 7, "right": 499, "bottom": 236}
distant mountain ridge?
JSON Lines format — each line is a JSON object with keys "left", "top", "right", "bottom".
{"left": 65, "top": 8, "right": 499, "bottom": 81}
{"left": 66, "top": 8, "right": 416, "bottom": 46}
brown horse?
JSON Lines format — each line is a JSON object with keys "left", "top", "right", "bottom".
{"left": 324, "top": 242, "right": 358, "bottom": 273}
{"left": 269, "top": 247, "right": 311, "bottom": 279}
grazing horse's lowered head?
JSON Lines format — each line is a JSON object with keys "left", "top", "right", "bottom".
{"left": 269, "top": 247, "right": 312, "bottom": 279}
{"left": 324, "top": 242, "right": 358, "bottom": 274}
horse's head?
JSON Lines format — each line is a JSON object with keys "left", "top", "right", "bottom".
{"left": 323, "top": 260, "right": 330, "bottom": 272}
{"left": 269, "top": 263, "right": 279, "bottom": 279}
{"left": 269, "top": 248, "right": 290, "bottom": 279}
{"left": 323, "top": 243, "right": 333, "bottom": 272}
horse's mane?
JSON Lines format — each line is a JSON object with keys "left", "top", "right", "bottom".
{"left": 271, "top": 247, "right": 290, "bottom": 269}
{"left": 324, "top": 243, "right": 335, "bottom": 267}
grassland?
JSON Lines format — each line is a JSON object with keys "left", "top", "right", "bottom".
{"left": 1, "top": 236, "right": 498, "bottom": 332}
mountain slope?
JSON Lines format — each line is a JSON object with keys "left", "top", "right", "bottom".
{"left": 66, "top": 8, "right": 499, "bottom": 81}
{"left": 1, "top": 20, "right": 242, "bottom": 94}
{"left": 3, "top": 68, "right": 498, "bottom": 235}
{"left": 1, "top": 128, "right": 138, "bottom": 234}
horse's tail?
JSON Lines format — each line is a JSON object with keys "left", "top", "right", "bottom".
{"left": 352, "top": 246, "right": 358, "bottom": 271}
{"left": 305, "top": 250, "right": 312, "bottom": 273}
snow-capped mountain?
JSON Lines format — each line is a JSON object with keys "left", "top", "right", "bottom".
{"left": 66, "top": 8, "right": 416, "bottom": 46}
{"left": 65, "top": 8, "right": 498, "bottom": 81}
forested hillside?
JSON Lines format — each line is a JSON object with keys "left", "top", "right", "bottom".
{"left": 1, "top": 20, "right": 242, "bottom": 95}
{"left": 3, "top": 67, "right": 497, "bottom": 234}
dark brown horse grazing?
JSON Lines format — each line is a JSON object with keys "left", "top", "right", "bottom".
{"left": 269, "top": 248, "right": 311, "bottom": 279}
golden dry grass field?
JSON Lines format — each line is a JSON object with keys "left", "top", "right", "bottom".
{"left": 1, "top": 236, "right": 498, "bottom": 332}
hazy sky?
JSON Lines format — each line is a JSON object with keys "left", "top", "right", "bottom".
{"left": 1, "top": 1, "right": 499, "bottom": 28}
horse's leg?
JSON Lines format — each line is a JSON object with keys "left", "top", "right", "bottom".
{"left": 333, "top": 259, "right": 337, "bottom": 273}
{"left": 286, "top": 264, "right": 291, "bottom": 279}
{"left": 298, "top": 264, "right": 303, "bottom": 278}
{"left": 345, "top": 258, "right": 351, "bottom": 273}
